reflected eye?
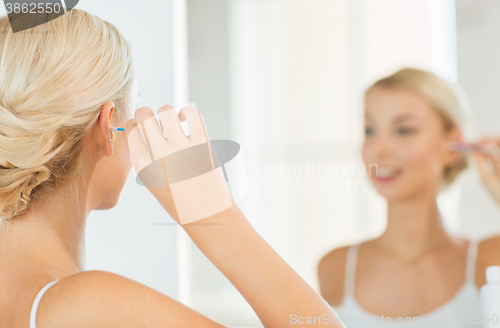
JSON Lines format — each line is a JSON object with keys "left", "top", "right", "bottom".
{"left": 397, "top": 127, "right": 414, "bottom": 135}
{"left": 365, "top": 127, "right": 375, "bottom": 136}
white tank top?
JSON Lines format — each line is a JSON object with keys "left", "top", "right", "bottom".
{"left": 30, "top": 280, "right": 58, "bottom": 328}
{"left": 337, "top": 240, "right": 482, "bottom": 327}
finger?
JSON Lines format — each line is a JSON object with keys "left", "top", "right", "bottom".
{"left": 489, "top": 150, "right": 500, "bottom": 172}
{"left": 477, "top": 136, "right": 492, "bottom": 145}
{"left": 477, "top": 135, "right": 500, "bottom": 148}
{"left": 482, "top": 137, "right": 500, "bottom": 159}
{"left": 158, "top": 105, "right": 185, "bottom": 141}
{"left": 125, "top": 118, "right": 151, "bottom": 174}
{"left": 135, "top": 107, "right": 169, "bottom": 160}
{"left": 491, "top": 137, "right": 500, "bottom": 158}
{"left": 482, "top": 135, "right": 500, "bottom": 145}
{"left": 134, "top": 107, "right": 155, "bottom": 142}
{"left": 475, "top": 152, "right": 495, "bottom": 181}
{"left": 124, "top": 118, "right": 138, "bottom": 145}
{"left": 178, "top": 106, "right": 207, "bottom": 145}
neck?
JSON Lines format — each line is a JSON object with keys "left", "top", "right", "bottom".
{"left": 0, "top": 176, "right": 91, "bottom": 278}
{"left": 375, "top": 190, "right": 452, "bottom": 260}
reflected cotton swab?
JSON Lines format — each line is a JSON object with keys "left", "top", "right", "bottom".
{"left": 449, "top": 141, "right": 500, "bottom": 158}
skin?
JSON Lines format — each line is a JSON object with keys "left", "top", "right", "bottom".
{"left": 318, "top": 86, "right": 500, "bottom": 318}
{"left": 0, "top": 77, "right": 343, "bottom": 328}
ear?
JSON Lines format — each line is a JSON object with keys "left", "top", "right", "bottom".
{"left": 95, "top": 101, "right": 115, "bottom": 157}
{"left": 443, "top": 126, "right": 464, "bottom": 167}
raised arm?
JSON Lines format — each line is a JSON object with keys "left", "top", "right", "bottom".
{"left": 474, "top": 136, "right": 500, "bottom": 204}
{"left": 125, "top": 105, "right": 346, "bottom": 328}
{"left": 473, "top": 136, "right": 500, "bottom": 287}
{"left": 184, "top": 204, "right": 344, "bottom": 327}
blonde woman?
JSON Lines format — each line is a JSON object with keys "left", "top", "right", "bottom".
{"left": 0, "top": 10, "right": 344, "bottom": 328}
{"left": 318, "top": 68, "right": 500, "bottom": 327}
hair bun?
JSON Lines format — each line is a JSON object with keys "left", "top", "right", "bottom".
{"left": 0, "top": 165, "right": 51, "bottom": 220}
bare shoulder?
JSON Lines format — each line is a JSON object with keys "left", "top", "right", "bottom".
{"left": 476, "top": 235, "right": 500, "bottom": 287}
{"left": 37, "top": 270, "right": 225, "bottom": 328}
{"left": 317, "top": 246, "right": 349, "bottom": 307}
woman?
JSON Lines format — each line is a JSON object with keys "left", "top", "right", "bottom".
{"left": 0, "top": 10, "right": 343, "bottom": 328}
{"left": 318, "top": 68, "right": 500, "bottom": 327}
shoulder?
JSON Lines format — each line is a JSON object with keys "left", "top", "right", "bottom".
{"left": 477, "top": 235, "right": 500, "bottom": 265}
{"left": 318, "top": 246, "right": 350, "bottom": 274}
{"left": 476, "top": 235, "right": 500, "bottom": 286}
{"left": 40, "top": 270, "right": 158, "bottom": 305}
{"left": 36, "top": 270, "right": 163, "bottom": 327}
{"left": 36, "top": 270, "right": 224, "bottom": 328}
{"left": 317, "top": 245, "right": 350, "bottom": 307}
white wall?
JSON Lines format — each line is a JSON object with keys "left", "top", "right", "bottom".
{"left": 456, "top": 0, "right": 500, "bottom": 239}
{"left": 0, "top": 1, "right": 180, "bottom": 298}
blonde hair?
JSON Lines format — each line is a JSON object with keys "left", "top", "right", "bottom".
{"left": 365, "top": 68, "right": 471, "bottom": 188}
{"left": 0, "top": 9, "right": 135, "bottom": 220}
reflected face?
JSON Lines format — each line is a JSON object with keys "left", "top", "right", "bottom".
{"left": 361, "top": 87, "right": 452, "bottom": 202}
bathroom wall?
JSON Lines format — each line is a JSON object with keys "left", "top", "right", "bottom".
{"left": 456, "top": 0, "right": 500, "bottom": 240}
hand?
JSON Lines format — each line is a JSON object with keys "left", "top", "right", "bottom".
{"left": 474, "top": 136, "right": 500, "bottom": 204}
{"left": 125, "top": 105, "right": 233, "bottom": 225}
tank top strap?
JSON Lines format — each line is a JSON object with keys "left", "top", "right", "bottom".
{"left": 30, "top": 280, "right": 58, "bottom": 328}
{"left": 465, "top": 239, "right": 478, "bottom": 285}
{"left": 343, "top": 244, "right": 360, "bottom": 299}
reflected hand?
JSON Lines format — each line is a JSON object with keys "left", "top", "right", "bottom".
{"left": 474, "top": 136, "right": 500, "bottom": 204}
